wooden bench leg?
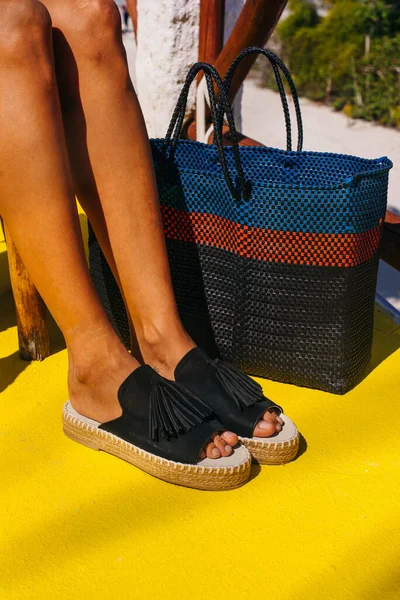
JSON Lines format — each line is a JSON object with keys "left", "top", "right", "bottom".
{"left": 4, "top": 225, "right": 50, "bottom": 361}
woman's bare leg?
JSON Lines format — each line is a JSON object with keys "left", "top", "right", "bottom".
{"left": 43, "top": 0, "right": 282, "bottom": 439}
{"left": 0, "top": 0, "right": 142, "bottom": 425}
{"left": 41, "top": 0, "right": 194, "bottom": 384}
{"left": 0, "top": 0, "right": 235, "bottom": 458}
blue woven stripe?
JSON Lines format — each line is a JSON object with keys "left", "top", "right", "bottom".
{"left": 151, "top": 140, "right": 391, "bottom": 235}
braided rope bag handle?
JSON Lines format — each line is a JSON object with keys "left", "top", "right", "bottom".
{"left": 163, "top": 62, "right": 249, "bottom": 201}
{"left": 218, "top": 46, "right": 304, "bottom": 152}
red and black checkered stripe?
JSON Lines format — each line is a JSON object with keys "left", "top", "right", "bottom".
{"left": 161, "top": 206, "right": 382, "bottom": 268}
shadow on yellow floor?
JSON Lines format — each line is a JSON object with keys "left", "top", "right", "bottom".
{"left": 1, "top": 222, "right": 400, "bottom": 599}
{"left": 370, "top": 308, "right": 400, "bottom": 373}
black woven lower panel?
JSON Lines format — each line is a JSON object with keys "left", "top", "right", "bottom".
{"left": 167, "top": 241, "right": 378, "bottom": 394}
{"left": 89, "top": 226, "right": 379, "bottom": 395}
{"left": 237, "top": 252, "right": 377, "bottom": 394}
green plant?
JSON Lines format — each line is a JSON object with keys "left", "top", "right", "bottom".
{"left": 264, "top": 0, "right": 400, "bottom": 128}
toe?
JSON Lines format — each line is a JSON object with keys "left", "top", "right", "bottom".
{"left": 271, "top": 412, "right": 284, "bottom": 432}
{"left": 252, "top": 409, "right": 283, "bottom": 437}
{"left": 263, "top": 410, "right": 284, "bottom": 430}
{"left": 200, "top": 435, "right": 231, "bottom": 460}
{"left": 205, "top": 440, "right": 221, "bottom": 459}
{"left": 253, "top": 417, "right": 277, "bottom": 438}
{"left": 221, "top": 430, "right": 238, "bottom": 447}
{"left": 263, "top": 409, "right": 279, "bottom": 422}
{"left": 200, "top": 441, "right": 220, "bottom": 460}
{"left": 212, "top": 434, "right": 232, "bottom": 457}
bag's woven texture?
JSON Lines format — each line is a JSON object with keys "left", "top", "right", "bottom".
{"left": 89, "top": 53, "right": 392, "bottom": 395}
{"left": 90, "top": 142, "right": 391, "bottom": 394}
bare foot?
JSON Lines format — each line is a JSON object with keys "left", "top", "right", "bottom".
{"left": 253, "top": 410, "right": 284, "bottom": 438}
{"left": 138, "top": 328, "right": 283, "bottom": 442}
{"left": 67, "top": 338, "right": 237, "bottom": 461}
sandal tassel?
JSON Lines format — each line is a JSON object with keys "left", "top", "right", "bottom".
{"left": 149, "top": 380, "right": 212, "bottom": 441}
{"left": 210, "top": 359, "right": 263, "bottom": 411}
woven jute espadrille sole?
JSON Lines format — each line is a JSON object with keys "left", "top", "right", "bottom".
{"left": 63, "top": 402, "right": 251, "bottom": 491}
{"left": 239, "top": 414, "right": 300, "bottom": 465}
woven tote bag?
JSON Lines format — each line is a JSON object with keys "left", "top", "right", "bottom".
{"left": 89, "top": 49, "right": 392, "bottom": 394}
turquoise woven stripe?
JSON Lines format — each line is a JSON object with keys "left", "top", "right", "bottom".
{"left": 151, "top": 140, "right": 391, "bottom": 235}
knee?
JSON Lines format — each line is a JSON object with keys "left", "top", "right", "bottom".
{"left": 77, "top": 0, "right": 121, "bottom": 37}
{"left": 54, "top": 0, "right": 122, "bottom": 64}
{"left": 0, "top": 0, "right": 52, "bottom": 62}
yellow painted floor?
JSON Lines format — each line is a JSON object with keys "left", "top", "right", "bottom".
{"left": 1, "top": 226, "right": 400, "bottom": 600}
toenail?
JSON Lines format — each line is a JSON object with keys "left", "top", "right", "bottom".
{"left": 211, "top": 448, "right": 220, "bottom": 457}
{"left": 259, "top": 421, "right": 273, "bottom": 429}
{"left": 225, "top": 445, "right": 231, "bottom": 453}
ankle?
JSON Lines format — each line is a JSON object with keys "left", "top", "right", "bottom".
{"left": 67, "top": 327, "right": 137, "bottom": 392}
{"left": 70, "top": 344, "right": 134, "bottom": 384}
{"left": 67, "top": 322, "right": 126, "bottom": 374}
{"left": 67, "top": 342, "right": 139, "bottom": 423}
{"left": 137, "top": 322, "right": 195, "bottom": 376}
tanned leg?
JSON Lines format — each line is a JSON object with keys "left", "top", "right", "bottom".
{"left": 0, "top": 0, "right": 234, "bottom": 459}
{"left": 43, "top": 0, "right": 282, "bottom": 440}
{"left": 43, "top": 0, "right": 196, "bottom": 378}
{"left": 0, "top": 0, "right": 141, "bottom": 424}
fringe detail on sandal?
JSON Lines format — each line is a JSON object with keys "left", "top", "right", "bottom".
{"left": 149, "top": 380, "right": 212, "bottom": 441}
{"left": 208, "top": 359, "right": 263, "bottom": 411}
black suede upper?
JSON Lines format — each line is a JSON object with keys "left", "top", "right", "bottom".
{"left": 174, "top": 348, "right": 282, "bottom": 438}
{"left": 99, "top": 365, "right": 223, "bottom": 464}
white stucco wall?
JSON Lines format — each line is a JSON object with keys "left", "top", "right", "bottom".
{"left": 135, "top": 0, "right": 200, "bottom": 138}
{"left": 135, "top": 0, "right": 244, "bottom": 138}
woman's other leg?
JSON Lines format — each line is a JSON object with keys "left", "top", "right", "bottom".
{"left": 44, "top": 0, "right": 196, "bottom": 379}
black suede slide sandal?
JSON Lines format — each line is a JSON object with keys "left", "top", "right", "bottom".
{"left": 63, "top": 365, "right": 251, "bottom": 490}
{"left": 174, "top": 348, "right": 300, "bottom": 465}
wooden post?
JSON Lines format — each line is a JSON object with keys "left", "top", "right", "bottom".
{"left": 214, "top": 0, "right": 288, "bottom": 103}
{"left": 4, "top": 225, "right": 50, "bottom": 361}
{"left": 191, "top": 0, "right": 225, "bottom": 132}
{"left": 186, "top": 0, "right": 288, "bottom": 141}
{"left": 198, "top": 0, "right": 225, "bottom": 65}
